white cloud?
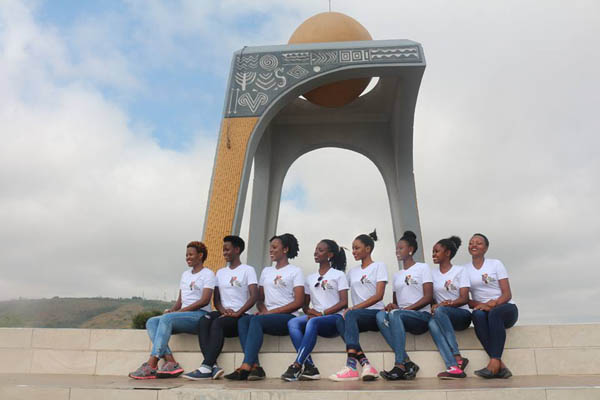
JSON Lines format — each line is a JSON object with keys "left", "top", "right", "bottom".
{"left": 1, "top": 0, "right": 599, "bottom": 325}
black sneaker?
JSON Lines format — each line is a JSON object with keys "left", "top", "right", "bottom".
{"left": 300, "top": 364, "right": 321, "bottom": 380}
{"left": 457, "top": 357, "right": 469, "bottom": 371}
{"left": 380, "top": 366, "right": 410, "bottom": 381}
{"left": 248, "top": 365, "right": 266, "bottom": 381}
{"left": 404, "top": 361, "right": 419, "bottom": 379}
{"left": 281, "top": 364, "right": 303, "bottom": 382}
{"left": 224, "top": 368, "right": 250, "bottom": 381}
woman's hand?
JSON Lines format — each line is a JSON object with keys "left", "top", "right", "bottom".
{"left": 474, "top": 303, "right": 492, "bottom": 311}
{"left": 486, "top": 299, "right": 498, "bottom": 308}
{"left": 384, "top": 303, "right": 398, "bottom": 312}
{"left": 342, "top": 307, "right": 352, "bottom": 319}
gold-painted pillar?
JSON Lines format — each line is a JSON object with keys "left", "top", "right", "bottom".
{"left": 202, "top": 117, "right": 258, "bottom": 273}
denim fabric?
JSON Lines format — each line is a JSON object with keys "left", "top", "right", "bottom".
{"left": 471, "top": 303, "right": 518, "bottom": 359}
{"left": 146, "top": 310, "right": 207, "bottom": 357}
{"left": 336, "top": 308, "right": 380, "bottom": 351}
{"left": 288, "top": 314, "right": 341, "bottom": 366}
{"left": 237, "top": 313, "right": 295, "bottom": 365}
{"left": 428, "top": 306, "right": 472, "bottom": 368}
{"left": 376, "top": 309, "right": 431, "bottom": 365}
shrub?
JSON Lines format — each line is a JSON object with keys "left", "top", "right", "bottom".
{"left": 131, "top": 310, "right": 162, "bottom": 329}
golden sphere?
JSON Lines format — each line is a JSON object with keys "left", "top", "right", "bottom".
{"left": 289, "top": 12, "right": 372, "bottom": 108}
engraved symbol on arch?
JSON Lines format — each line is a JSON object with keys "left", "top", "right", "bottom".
{"left": 259, "top": 54, "right": 279, "bottom": 71}
{"left": 235, "top": 72, "right": 256, "bottom": 91}
{"left": 287, "top": 65, "right": 309, "bottom": 79}
{"left": 237, "top": 92, "right": 268, "bottom": 113}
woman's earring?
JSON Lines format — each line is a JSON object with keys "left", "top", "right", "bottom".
{"left": 409, "top": 252, "right": 412, "bottom": 256}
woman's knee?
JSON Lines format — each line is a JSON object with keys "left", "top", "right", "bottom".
{"left": 471, "top": 309, "right": 487, "bottom": 323}
{"left": 434, "top": 306, "right": 451, "bottom": 318}
{"left": 375, "top": 310, "right": 387, "bottom": 326}
{"left": 288, "top": 316, "right": 303, "bottom": 332}
{"left": 146, "top": 315, "right": 161, "bottom": 330}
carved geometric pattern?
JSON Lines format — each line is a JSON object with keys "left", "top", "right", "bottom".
{"left": 282, "top": 52, "right": 310, "bottom": 65}
{"left": 287, "top": 65, "right": 309, "bottom": 79}
{"left": 226, "top": 43, "right": 423, "bottom": 117}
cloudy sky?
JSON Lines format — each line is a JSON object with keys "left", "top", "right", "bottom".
{"left": 1, "top": 0, "right": 598, "bottom": 324}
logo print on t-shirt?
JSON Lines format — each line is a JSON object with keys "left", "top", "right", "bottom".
{"left": 274, "top": 275, "right": 287, "bottom": 287}
{"left": 360, "top": 275, "right": 372, "bottom": 285}
{"left": 444, "top": 280, "right": 457, "bottom": 291}
{"left": 319, "top": 279, "right": 333, "bottom": 290}
{"left": 189, "top": 279, "right": 201, "bottom": 290}
{"left": 404, "top": 275, "right": 417, "bottom": 285}
{"left": 229, "top": 276, "right": 242, "bottom": 287}
{"left": 481, "top": 273, "right": 496, "bottom": 284}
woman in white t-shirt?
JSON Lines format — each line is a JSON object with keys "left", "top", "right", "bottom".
{"left": 428, "top": 236, "right": 471, "bottom": 379}
{"left": 183, "top": 235, "right": 258, "bottom": 380}
{"left": 376, "top": 231, "right": 433, "bottom": 381}
{"left": 129, "top": 241, "right": 216, "bottom": 380}
{"left": 330, "top": 231, "right": 387, "bottom": 382}
{"left": 225, "top": 233, "right": 305, "bottom": 381}
{"left": 466, "top": 233, "right": 518, "bottom": 379}
{"left": 281, "top": 239, "right": 349, "bottom": 381}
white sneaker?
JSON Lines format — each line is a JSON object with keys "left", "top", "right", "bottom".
{"left": 361, "top": 363, "right": 379, "bottom": 381}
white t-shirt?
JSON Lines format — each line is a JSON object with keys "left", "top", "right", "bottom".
{"left": 466, "top": 258, "right": 512, "bottom": 304}
{"left": 216, "top": 264, "right": 258, "bottom": 312}
{"left": 305, "top": 268, "right": 349, "bottom": 314}
{"left": 347, "top": 262, "right": 388, "bottom": 310}
{"left": 432, "top": 265, "right": 470, "bottom": 311}
{"left": 259, "top": 264, "right": 304, "bottom": 315}
{"left": 180, "top": 268, "right": 216, "bottom": 311}
{"left": 393, "top": 262, "right": 433, "bottom": 313}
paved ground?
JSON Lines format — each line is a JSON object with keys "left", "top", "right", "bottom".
{"left": 1, "top": 373, "right": 599, "bottom": 391}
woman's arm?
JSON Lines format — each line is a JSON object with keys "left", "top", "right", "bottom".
{"left": 302, "top": 294, "right": 315, "bottom": 316}
{"left": 232, "top": 284, "right": 258, "bottom": 317}
{"left": 166, "top": 290, "right": 182, "bottom": 313}
{"left": 213, "top": 287, "right": 227, "bottom": 314}
{"left": 179, "top": 288, "right": 213, "bottom": 312}
{"left": 266, "top": 286, "right": 305, "bottom": 315}
{"left": 350, "top": 281, "right": 386, "bottom": 310}
{"left": 403, "top": 282, "right": 433, "bottom": 311}
{"left": 322, "top": 289, "right": 349, "bottom": 316}
{"left": 385, "top": 291, "right": 399, "bottom": 311}
{"left": 256, "top": 287, "right": 267, "bottom": 314}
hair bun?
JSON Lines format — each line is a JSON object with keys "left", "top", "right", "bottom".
{"left": 402, "top": 230, "right": 417, "bottom": 240}
{"left": 449, "top": 235, "right": 462, "bottom": 249}
{"left": 369, "top": 229, "right": 378, "bottom": 242}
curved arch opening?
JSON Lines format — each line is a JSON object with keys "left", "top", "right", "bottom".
{"left": 270, "top": 148, "right": 399, "bottom": 304}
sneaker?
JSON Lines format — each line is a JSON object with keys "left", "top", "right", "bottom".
{"left": 224, "top": 368, "right": 250, "bottom": 380}
{"left": 404, "top": 361, "right": 420, "bottom": 379}
{"left": 281, "top": 364, "right": 302, "bottom": 382}
{"left": 457, "top": 357, "right": 469, "bottom": 371}
{"left": 182, "top": 368, "right": 212, "bottom": 380}
{"left": 380, "top": 366, "right": 409, "bottom": 381}
{"left": 360, "top": 363, "right": 379, "bottom": 381}
{"left": 156, "top": 361, "right": 184, "bottom": 378}
{"left": 212, "top": 366, "right": 224, "bottom": 380}
{"left": 248, "top": 365, "right": 266, "bottom": 381}
{"left": 329, "top": 366, "right": 359, "bottom": 381}
{"left": 437, "top": 366, "right": 466, "bottom": 380}
{"left": 495, "top": 367, "right": 512, "bottom": 379}
{"left": 128, "top": 362, "right": 157, "bottom": 380}
{"left": 300, "top": 364, "right": 321, "bottom": 381}
{"left": 474, "top": 367, "right": 495, "bottom": 379}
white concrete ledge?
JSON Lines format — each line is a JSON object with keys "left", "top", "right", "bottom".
{"left": 1, "top": 324, "right": 599, "bottom": 377}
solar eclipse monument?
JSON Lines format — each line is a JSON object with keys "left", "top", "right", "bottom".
{"left": 202, "top": 12, "right": 426, "bottom": 272}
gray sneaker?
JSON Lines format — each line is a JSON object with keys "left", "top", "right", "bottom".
{"left": 156, "top": 361, "right": 184, "bottom": 378}
{"left": 128, "top": 362, "right": 157, "bottom": 380}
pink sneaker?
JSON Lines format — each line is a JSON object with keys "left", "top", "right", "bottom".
{"left": 329, "top": 366, "right": 359, "bottom": 381}
{"left": 361, "top": 363, "right": 379, "bottom": 381}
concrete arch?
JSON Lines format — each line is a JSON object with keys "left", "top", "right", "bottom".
{"left": 202, "top": 39, "right": 425, "bottom": 273}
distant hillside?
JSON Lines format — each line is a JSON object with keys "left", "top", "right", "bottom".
{"left": 0, "top": 297, "right": 174, "bottom": 329}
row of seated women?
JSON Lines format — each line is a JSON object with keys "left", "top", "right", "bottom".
{"left": 128, "top": 230, "right": 518, "bottom": 382}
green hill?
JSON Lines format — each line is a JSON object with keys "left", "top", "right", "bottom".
{"left": 0, "top": 297, "right": 175, "bottom": 329}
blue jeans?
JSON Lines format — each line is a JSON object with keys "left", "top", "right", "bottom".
{"left": 146, "top": 310, "right": 207, "bottom": 357}
{"left": 336, "top": 308, "right": 380, "bottom": 352}
{"left": 471, "top": 303, "right": 518, "bottom": 359}
{"left": 238, "top": 313, "right": 295, "bottom": 365}
{"left": 288, "top": 314, "right": 341, "bottom": 366}
{"left": 428, "top": 306, "right": 472, "bottom": 368}
{"left": 376, "top": 309, "right": 431, "bottom": 365}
